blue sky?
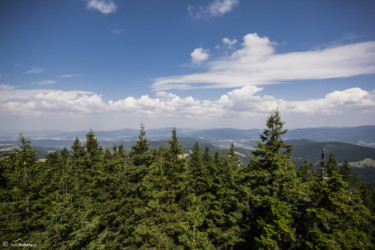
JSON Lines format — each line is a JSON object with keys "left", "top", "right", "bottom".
{"left": 1, "top": 0, "right": 375, "bottom": 132}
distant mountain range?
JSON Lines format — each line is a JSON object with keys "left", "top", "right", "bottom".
{"left": 1, "top": 125, "right": 375, "bottom": 145}
{"left": 1, "top": 125, "right": 375, "bottom": 183}
{"left": 284, "top": 126, "right": 375, "bottom": 147}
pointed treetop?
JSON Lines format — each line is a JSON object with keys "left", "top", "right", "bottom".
{"left": 229, "top": 142, "right": 236, "bottom": 158}
{"left": 139, "top": 123, "right": 146, "bottom": 141}
{"left": 168, "top": 127, "right": 182, "bottom": 161}
{"left": 190, "top": 142, "right": 202, "bottom": 165}
{"left": 260, "top": 110, "right": 287, "bottom": 144}
{"left": 130, "top": 123, "right": 150, "bottom": 159}
{"left": 254, "top": 110, "right": 292, "bottom": 157}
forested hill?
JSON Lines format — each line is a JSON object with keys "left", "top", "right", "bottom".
{"left": 285, "top": 125, "right": 375, "bottom": 146}
{"left": 292, "top": 141, "right": 375, "bottom": 163}
{"left": 1, "top": 112, "right": 374, "bottom": 249}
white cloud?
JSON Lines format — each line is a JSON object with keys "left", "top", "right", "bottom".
{"left": 208, "top": 0, "right": 239, "bottom": 16}
{"left": 59, "top": 74, "right": 84, "bottom": 79}
{"left": 33, "top": 80, "right": 56, "bottom": 85}
{"left": 0, "top": 84, "right": 15, "bottom": 90}
{"left": 87, "top": 0, "right": 117, "bottom": 15}
{"left": 0, "top": 89, "right": 101, "bottom": 116}
{"left": 1, "top": 86, "right": 374, "bottom": 131}
{"left": 290, "top": 88, "right": 375, "bottom": 115}
{"left": 189, "top": 0, "right": 239, "bottom": 19}
{"left": 59, "top": 74, "right": 74, "bottom": 78}
{"left": 222, "top": 37, "right": 237, "bottom": 48}
{"left": 152, "top": 33, "right": 375, "bottom": 91}
{"left": 24, "top": 67, "right": 43, "bottom": 74}
{"left": 191, "top": 48, "right": 210, "bottom": 64}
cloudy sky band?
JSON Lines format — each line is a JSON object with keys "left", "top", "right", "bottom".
{"left": 1, "top": 85, "right": 374, "bottom": 119}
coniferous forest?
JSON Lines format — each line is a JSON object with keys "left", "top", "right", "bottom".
{"left": 1, "top": 111, "right": 374, "bottom": 249}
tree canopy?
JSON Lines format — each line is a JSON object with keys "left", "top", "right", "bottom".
{"left": 0, "top": 113, "right": 374, "bottom": 249}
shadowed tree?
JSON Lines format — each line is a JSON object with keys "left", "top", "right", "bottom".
{"left": 0, "top": 134, "right": 38, "bottom": 241}
{"left": 302, "top": 161, "right": 374, "bottom": 249}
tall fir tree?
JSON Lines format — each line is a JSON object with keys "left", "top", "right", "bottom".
{"left": 129, "top": 123, "right": 150, "bottom": 167}
{"left": 85, "top": 129, "right": 100, "bottom": 165}
{"left": 187, "top": 142, "right": 208, "bottom": 196}
{"left": 205, "top": 150, "right": 244, "bottom": 248}
{"left": 0, "top": 134, "right": 38, "bottom": 241}
{"left": 242, "top": 110, "right": 302, "bottom": 249}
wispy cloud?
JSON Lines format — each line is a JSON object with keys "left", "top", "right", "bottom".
{"left": 208, "top": 0, "right": 239, "bottom": 16}
{"left": 59, "top": 74, "right": 74, "bottom": 78}
{"left": 32, "top": 80, "right": 56, "bottom": 85}
{"left": 59, "top": 74, "right": 85, "bottom": 79}
{"left": 315, "top": 33, "right": 367, "bottom": 50}
{"left": 222, "top": 37, "right": 237, "bottom": 49}
{"left": 87, "top": 0, "right": 117, "bottom": 15}
{"left": 152, "top": 33, "right": 375, "bottom": 91}
{"left": 24, "top": 67, "right": 43, "bottom": 74}
{"left": 189, "top": 0, "right": 239, "bottom": 19}
{"left": 191, "top": 48, "right": 210, "bottom": 64}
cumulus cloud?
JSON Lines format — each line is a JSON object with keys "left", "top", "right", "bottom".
{"left": 191, "top": 48, "right": 210, "bottom": 64}
{"left": 152, "top": 33, "right": 375, "bottom": 91}
{"left": 290, "top": 88, "right": 375, "bottom": 115}
{"left": 87, "top": 0, "right": 117, "bottom": 15}
{"left": 1, "top": 86, "right": 374, "bottom": 130}
{"left": 24, "top": 67, "right": 43, "bottom": 74}
{"left": 189, "top": 0, "right": 239, "bottom": 19}
{"left": 0, "top": 89, "right": 102, "bottom": 116}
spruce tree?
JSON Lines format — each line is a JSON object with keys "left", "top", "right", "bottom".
{"left": 130, "top": 152, "right": 179, "bottom": 248}
{"left": 0, "top": 134, "right": 38, "bottom": 241}
{"left": 112, "top": 124, "right": 153, "bottom": 248}
{"left": 303, "top": 164, "right": 374, "bottom": 249}
{"left": 202, "top": 146, "right": 213, "bottom": 173}
{"left": 243, "top": 111, "right": 301, "bottom": 249}
{"left": 85, "top": 130, "right": 100, "bottom": 164}
{"left": 72, "top": 137, "right": 86, "bottom": 159}
{"left": 178, "top": 193, "right": 212, "bottom": 249}
{"left": 129, "top": 123, "right": 150, "bottom": 167}
{"left": 187, "top": 142, "right": 208, "bottom": 196}
{"left": 165, "top": 128, "right": 186, "bottom": 202}
{"left": 206, "top": 150, "right": 243, "bottom": 248}
{"left": 327, "top": 153, "right": 339, "bottom": 177}
{"left": 298, "top": 160, "right": 316, "bottom": 183}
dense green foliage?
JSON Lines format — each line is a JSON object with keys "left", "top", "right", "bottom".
{"left": 1, "top": 112, "right": 374, "bottom": 249}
